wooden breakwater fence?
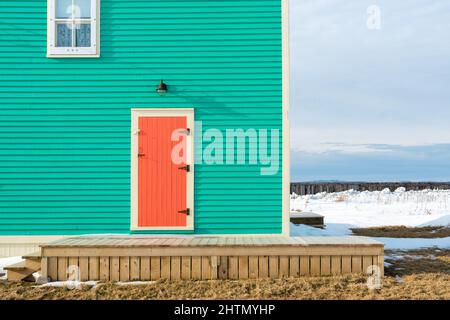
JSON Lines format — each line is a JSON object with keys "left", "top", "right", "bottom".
{"left": 291, "top": 182, "right": 450, "bottom": 196}
{"left": 38, "top": 236, "right": 384, "bottom": 281}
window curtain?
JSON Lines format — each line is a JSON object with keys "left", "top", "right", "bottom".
{"left": 76, "top": 24, "right": 91, "bottom": 47}
{"left": 56, "top": 24, "right": 72, "bottom": 47}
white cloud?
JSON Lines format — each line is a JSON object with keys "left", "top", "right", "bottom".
{"left": 298, "top": 142, "right": 393, "bottom": 154}
{"left": 290, "top": 124, "right": 450, "bottom": 153}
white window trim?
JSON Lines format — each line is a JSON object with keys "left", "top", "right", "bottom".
{"left": 130, "top": 108, "right": 195, "bottom": 232}
{"left": 47, "top": 0, "right": 100, "bottom": 58}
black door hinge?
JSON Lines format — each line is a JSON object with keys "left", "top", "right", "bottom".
{"left": 178, "top": 208, "right": 190, "bottom": 215}
{"left": 178, "top": 165, "right": 190, "bottom": 172}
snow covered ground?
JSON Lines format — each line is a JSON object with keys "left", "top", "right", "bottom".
{"left": 291, "top": 188, "right": 450, "bottom": 228}
{"left": 290, "top": 188, "right": 450, "bottom": 249}
{"left": 0, "top": 256, "right": 24, "bottom": 279}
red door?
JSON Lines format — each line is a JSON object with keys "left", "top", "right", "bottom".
{"left": 138, "top": 117, "right": 188, "bottom": 227}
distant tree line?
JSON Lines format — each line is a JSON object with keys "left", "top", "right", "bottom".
{"left": 290, "top": 182, "right": 450, "bottom": 195}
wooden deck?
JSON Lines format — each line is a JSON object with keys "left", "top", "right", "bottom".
{"left": 290, "top": 212, "right": 325, "bottom": 228}
{"left": 39, "top": 236, "right": 384, "bottom": 281}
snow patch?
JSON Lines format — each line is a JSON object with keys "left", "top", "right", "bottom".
{"left": 37, "top": 281, "right": 98, "bottom": 289}
{"left": 0, "top": 256, "right": 24, "bottom": 278}
{"left": 35, "top": 280, "right": 156, "bottom": 288}
{"left": 291, "top": 188, "right": 450, "bottom": 228}
{"left": 380, "top": 237, "right": 450, "bottom": 250}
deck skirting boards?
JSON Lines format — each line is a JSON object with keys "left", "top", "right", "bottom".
{"left": 42, "top": 254, "right": 384, "bottom": 281}
{"left": 39, "top": 236, "right": 384, "bottom": 280}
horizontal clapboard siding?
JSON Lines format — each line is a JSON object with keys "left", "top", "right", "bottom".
{"left": 0, "top": 0, "right": 282, "bottom": 235}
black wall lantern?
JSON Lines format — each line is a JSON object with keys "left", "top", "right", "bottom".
{"left": 156, "top": 80, "right": 168, "bottom": 96}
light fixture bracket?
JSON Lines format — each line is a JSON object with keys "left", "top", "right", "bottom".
{"left": 156, "top": 80, "right": 168, "bottom": 95}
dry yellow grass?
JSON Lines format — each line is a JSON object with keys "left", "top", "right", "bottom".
{"left": 0, "top": 274, "right": 448, "bottom": 300}
{"left": 385, "top": 248, "right": 450, "bottom": 276}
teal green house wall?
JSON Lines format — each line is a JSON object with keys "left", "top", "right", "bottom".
{"left": 0, "top": 0, "right": 285, "bottom": 236}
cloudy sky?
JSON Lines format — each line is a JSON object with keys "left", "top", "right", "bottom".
{"left": 290, "top": 0, "right": 450, "bottom": 181}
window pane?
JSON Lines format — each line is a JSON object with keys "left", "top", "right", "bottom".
{"left": 56, "top": 23, "right": 72, "bottom": 47}
{"left": 75, "top": 24, "right": 91, "bottom": 47}
{"left": 56, "top": 0, "right": 72, "bottom": 19}
{"left": 74, "top": 0, "right": 91, "bottom": 19}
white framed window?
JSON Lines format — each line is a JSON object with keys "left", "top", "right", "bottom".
{"left": 47, "top": 0, "right": 100, "bottom": 57}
